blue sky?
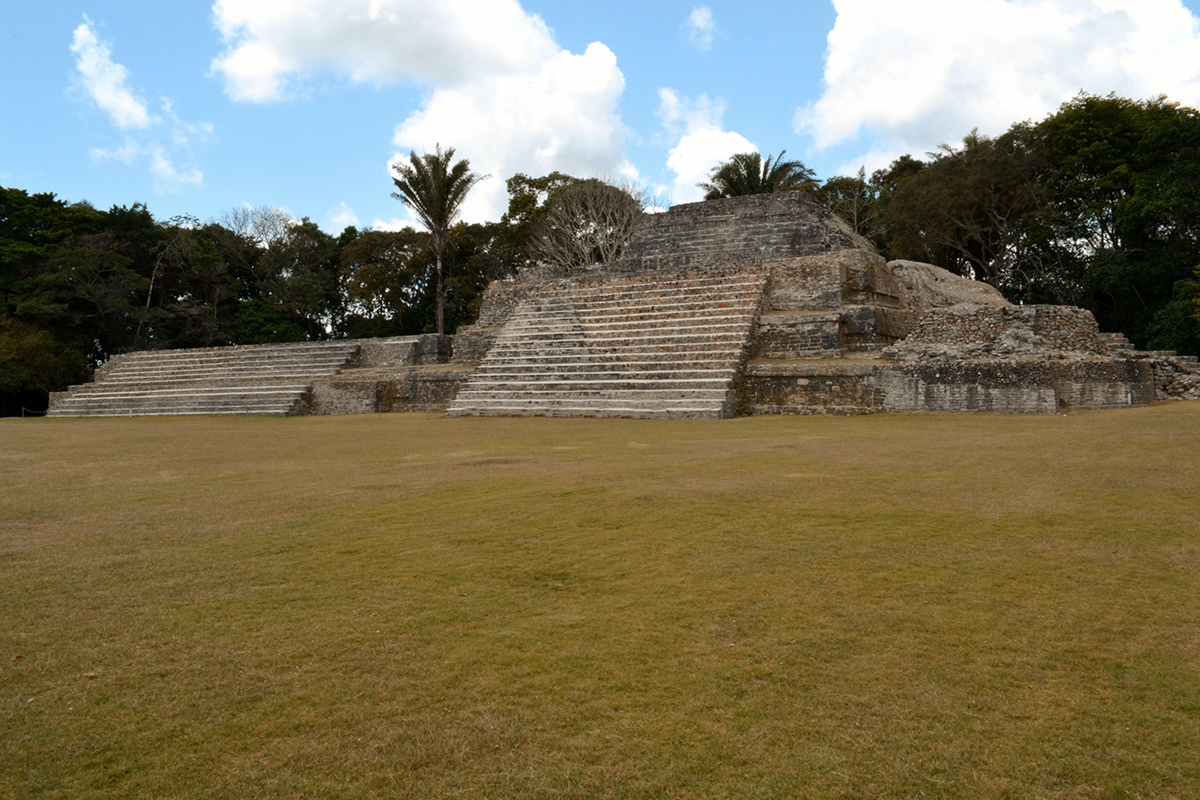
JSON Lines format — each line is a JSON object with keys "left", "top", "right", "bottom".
{"left": 5, "top": 0, "right": 1200, "bottom": 233}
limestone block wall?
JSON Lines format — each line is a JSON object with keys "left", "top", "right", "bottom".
{"left": 764, "top": 256, "right": 847, "bottom": 311}
{"left": 450, "top": 326, "right": 497, "bottom": 365}
{"left": 475, "top": 282, "right": 545, "bottom": 327}
{"left": 754, "top": 313, "right": 842, "bottom": 359}
{"left": 876, "top": 306, "right": 1153, "bottom": 412}
{"left": 879, "top": 363, "right": 1061, "bottom": 414}
{"left": 1148, "top": 357, "right": 1200, "bottom": 400}
{"left": 309, "top": 367, "right": 471, "bottom": 414}
{"left": 878, "top": 360, "right": 1153, "bottom": 413}
{"left": 354, "top": 337, "right": 420, "bottom": 367}
{"left": 888, "top": 305, "right": 1113, "bottom": 360}
{"left": 748, "top": 250, "right": 915, "bottom": 360}
{"left": 736, "top": 363, "right": 883, "bottom": 415}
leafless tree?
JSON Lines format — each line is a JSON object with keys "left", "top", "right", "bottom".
{"left": 527, "top": 179, "right": 646, "bottom": 271}
{"left": 217, "top": 205, "right": 295, "bottom": 248}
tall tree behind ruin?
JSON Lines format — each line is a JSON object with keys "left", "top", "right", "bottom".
{"left": 526, "top": 179, "right": 645, "bottom": 271}
{"left": 699, "top": 151, "right": 817, "bottom": 199}
{"left": 390, "top": 145, "right": 486, "bottom": 337}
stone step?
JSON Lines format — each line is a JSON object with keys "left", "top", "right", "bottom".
{"left": 48, "top": 403, "right": 300, "bottom": 418}
{"left": 99, "top": 366, "right": 349, "bottom": 384}
{"left": 448, "top": 405, "right": 725, "bottom": 420}
{"left": 487, "top": 333, "right": 750, "bottom": 352}
{"left": 47, "top": 394, "right": 306, "bottom": 417}
{"left": 50, "top": 394, "right": 301, "bottom": 407}
{"left": 526, "top": 291, "right": 762, "bottom": 313}
{"left": 506, "top": 312, "right": 756, "bottom": 329}
{"left": 536, "top": 273, "right": 763, "bottom": 296}
{"left": 524, "top": 297, "right": 759, "bottom": 317}
{"left": 449, "top": 267, "right": 767, "bottom": 419}
{"left": 109, "top": 352, "right": 355, "bottom": 368}
{"left": 1099, "top": 332, "right": 1135, "bottom": 352}
{"left": 528, "top": 286, "right": 761, "bottom": 304}
{"left": 501, "top": 324, "right": 754, "bottom": 341}
{"left": 104, "top": 360, "right": 349, "bottom": 374}
{"left": 479, "top": 349, "right": 742, "bottom": 361}
{"left": 447, "top": 396, "right": 728, "bottom": 416}
{"left": 115, "top": 346, "right": 358, "bottom": 366}
{"left": 51, "top": 340, "right": 362, "bottom": 417}
{"left": 469, "top": 368, "right": 730, "bottom": 380}
{"left": 456, "top": 381, "right": 732, "bottom": 395}
{"left": 55, "top": 383, "right": 310, "bottom": 399}
{"left": 511, "top": 308, "right": 759, "bottom": 329}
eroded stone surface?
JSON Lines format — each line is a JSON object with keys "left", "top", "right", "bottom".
{"left": 889, "top": 260, "right": 1011, "bottom": 313}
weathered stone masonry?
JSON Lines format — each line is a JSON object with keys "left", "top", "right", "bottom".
{"left": 48, "top": 191, "right": 1198, "bottom": 417}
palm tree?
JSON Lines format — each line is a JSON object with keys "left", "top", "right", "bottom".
{"left": 699, "top": 151, "right": 817, "bottom": 200}
{"left": 391, "top": 145, "right": 485, "bottom": 337}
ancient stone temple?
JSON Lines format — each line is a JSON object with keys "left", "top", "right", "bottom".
{"left": 48, "top": 192, "right": 1199, "bottom": 417}
{"left": 446, "top": 192, "right": 1196, "bottom": 417}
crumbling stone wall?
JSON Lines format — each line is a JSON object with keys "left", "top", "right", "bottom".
{"left": 1142, "top": 355, "right": 1200, "bottom": 401}
{"left": 874, "top": 305, "right": 1153, "bottom": 412}
{"left": 885, "top": 305, "right": 1112, "bottom": 361}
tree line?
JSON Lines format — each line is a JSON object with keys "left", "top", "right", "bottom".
{"left": 3, "top": 93, "right": 1198, "bottom": 415}
{"left": 813, "top": 94, "right": 1200, "bottom": 358}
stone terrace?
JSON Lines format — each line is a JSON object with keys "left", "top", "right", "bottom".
{"left": 616, "top": 191, "right": 874, "bottom": 272}
{"left": 47, "top": 341, "right": 363, "bottom": 417}
{"left": 447, "top": 269, "right": 767, "bottom": 419}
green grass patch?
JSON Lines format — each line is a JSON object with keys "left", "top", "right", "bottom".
{"left": 2, "top": 406, "right": 1199, "bottom": 798}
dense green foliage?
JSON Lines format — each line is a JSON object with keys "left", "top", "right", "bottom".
{"left": 699, "top": 151, "right": 817, "bottom": 199}
{"left": 816, "top": 94, "right": 1200, "bottom": 355}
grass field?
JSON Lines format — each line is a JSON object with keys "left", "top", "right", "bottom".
{"left": 2, "top": 405, "right": 1199, "bottom": 799}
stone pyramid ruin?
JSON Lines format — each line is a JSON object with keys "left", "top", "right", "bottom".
{"left": 49, "top": 192, "right": 1199, "bottom": 418}
{"left": 447, "top": 192, "right": 1197, "bottom": 417}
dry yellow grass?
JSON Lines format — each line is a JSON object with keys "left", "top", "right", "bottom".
{"left": 2, "top": 405, "right": 1199, "bottom": 798}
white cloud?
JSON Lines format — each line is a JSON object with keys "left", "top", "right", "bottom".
{"left": 329, "top": 201, "right": 361, "bottom": 231}
{"left": 161, "top": 98, "right": 215, "bottom": 147}
{"left": 90, "top": 140, "right": 142, "bottom": 166}
{"left": 830, "top": 148, "right": 906, "bottom": 181}
{"left": 148, "top": 146, "right": 204, "bottom": 193}
{"left": 70, "top": 17, "right": 155, "bottom": 130}
{"left": 70, "top": 17, "right": 210, "bottom": 194}
{"left": 89, "top": 140, "right": 205, "bottom": 194}
{"left": 212, "top": 0, "right": 634, "bottom": 221}
{"left": 370, "top": 216, "right": 417, "bottom": 232}
{"left": 210, "top": 0, "right": 636, "bottom": 221}
{"left": 392, "top": 42, "right": 635, "bottom": 222}
{"left": 686, "top": 6, "right": 718, "bottom": 52}
{"left": 211, "top": 0, "right": 558, "bottom": 101}
{"left": 798, "top": 0, "right": 1200, "bottom": 157}
{"left": 658, "top": 89, "right": 755, "bottom": 204}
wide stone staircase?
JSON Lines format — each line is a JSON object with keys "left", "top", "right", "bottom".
{"left": 47, "top": 341, "right": 362, "bottom": 417}
{"left": 447, "top": 269, "right": 767, "bottom": 418}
